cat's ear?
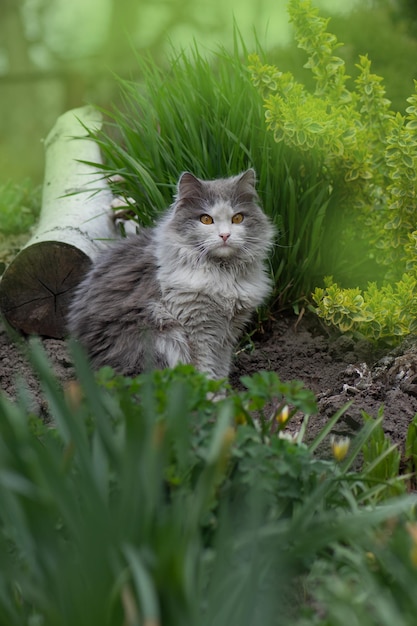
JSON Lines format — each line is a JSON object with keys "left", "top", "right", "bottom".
{"left": 237, "top": 168, "right": 257, "bottom": 189}
{"left": 235, "top": 168, "right": 258, "bottom": 203}
{"left": 176, "top": 172, "right": 204, "bottom": 204}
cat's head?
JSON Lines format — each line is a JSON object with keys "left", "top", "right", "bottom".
{"left": 167, "top": 169, "right": 274, "bottom": 265}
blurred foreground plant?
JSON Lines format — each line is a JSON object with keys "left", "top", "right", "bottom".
{"left": 0, "top": 340, "right": 416, "bottom": 624}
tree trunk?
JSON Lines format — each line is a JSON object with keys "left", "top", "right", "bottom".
{"left": 0, "top": 105, "right": 118, "bottom": 338}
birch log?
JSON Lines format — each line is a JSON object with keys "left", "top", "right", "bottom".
{"left": 0, "top": 105, "right": 119, "bottom": 338}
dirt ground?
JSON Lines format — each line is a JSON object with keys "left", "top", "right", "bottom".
{"left": 2, "top": 307, "right": 417, "bottom": 459}
{"left": 232, "top": 312, "right": 417, "bottom": 455}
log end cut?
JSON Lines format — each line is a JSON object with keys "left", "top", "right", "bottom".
{"left": 0, "top": 241, "right": 92, "bottom": 339}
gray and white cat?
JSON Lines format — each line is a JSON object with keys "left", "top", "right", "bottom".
{"left": 67, "top": 169, "right": 275, "bottom": 379}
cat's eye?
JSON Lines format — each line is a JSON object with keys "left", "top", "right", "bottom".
{"left": 200, "top": 214, "right": 213, "bottom": 225}
{"left": 232, "top": 213, "right": 244, "bottom": 224}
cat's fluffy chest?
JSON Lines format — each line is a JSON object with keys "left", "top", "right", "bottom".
{"left": 157, "top": 261, "right": 269, "bottom": 312}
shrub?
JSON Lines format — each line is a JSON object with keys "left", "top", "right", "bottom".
{"left": 249, "top": 0, "right": 417, "bottom": 342}
{"left": 312, "top": 274, "right": 417, "bottom": 342}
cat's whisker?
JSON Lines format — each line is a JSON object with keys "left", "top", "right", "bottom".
{"left": 243, "top": 234, "right": 279, "bottom": 248}
{"left": 192, "top": 242, "right": 211, "bottom": 265}
{"left": 196, "top": 250, "right": 209, "bottom": 265}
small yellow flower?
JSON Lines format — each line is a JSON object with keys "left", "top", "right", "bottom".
{"left": 220, "top": 427, "right": 236, "bottom": 456}
{"left": 276, "top": 405, "right": 290, "bottom": 425}
{"left": 365, "top": 551, "right": 378, "bottom": 572}
{"left": 234, "top": 412, "right": 247, "bottom": 425}
{"left": 365, "top": 551, "right": 375, "bottom": 563}
{"left": 216, "top": 426, "right": 236, "bottom": 473}
{"left": 152, "top": 422, "right": 166, "bottom": 447}
{"left": 64, "top": 380, "right": 83, "bottom": 412}
{"left": 330, "top": 435, "right": 350, "bottom": 462}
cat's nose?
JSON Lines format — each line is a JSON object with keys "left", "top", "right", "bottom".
{"left": 219, "top": 233, "right": 230, "bottom": 242}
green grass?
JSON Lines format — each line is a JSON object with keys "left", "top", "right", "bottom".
{"left": 88, "top": 39, "right": 331, "bottom": 307}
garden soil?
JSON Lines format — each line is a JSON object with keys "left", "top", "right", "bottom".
{"left": 1, "top": 307, "right": 417, "bottom": 459}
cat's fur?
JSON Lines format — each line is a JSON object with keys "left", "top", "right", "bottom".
{"left": 67, "top": 169, "right": 275, "bottom": 379}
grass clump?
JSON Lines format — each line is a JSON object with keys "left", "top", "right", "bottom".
{"left": 90, "top": 40, "right": 332, "bottom": 307}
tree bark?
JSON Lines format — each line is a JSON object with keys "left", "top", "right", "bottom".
{"left": 0, "top": 105, "right": 118, "bottom": 338}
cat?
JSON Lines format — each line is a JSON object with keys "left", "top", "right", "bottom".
{"left": 67, "top": 169, "right": 275, "bottom": 379}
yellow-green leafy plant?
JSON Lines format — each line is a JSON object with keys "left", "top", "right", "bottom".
{"left": 249, "top": 0, "right": 417, "bottom": 342}
{"left": 313, "top": 274, "right": 417, "bottom": 341}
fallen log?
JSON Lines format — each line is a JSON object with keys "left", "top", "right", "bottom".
{"left": 0, "top": 105, "right": 118, "bottom": 338}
